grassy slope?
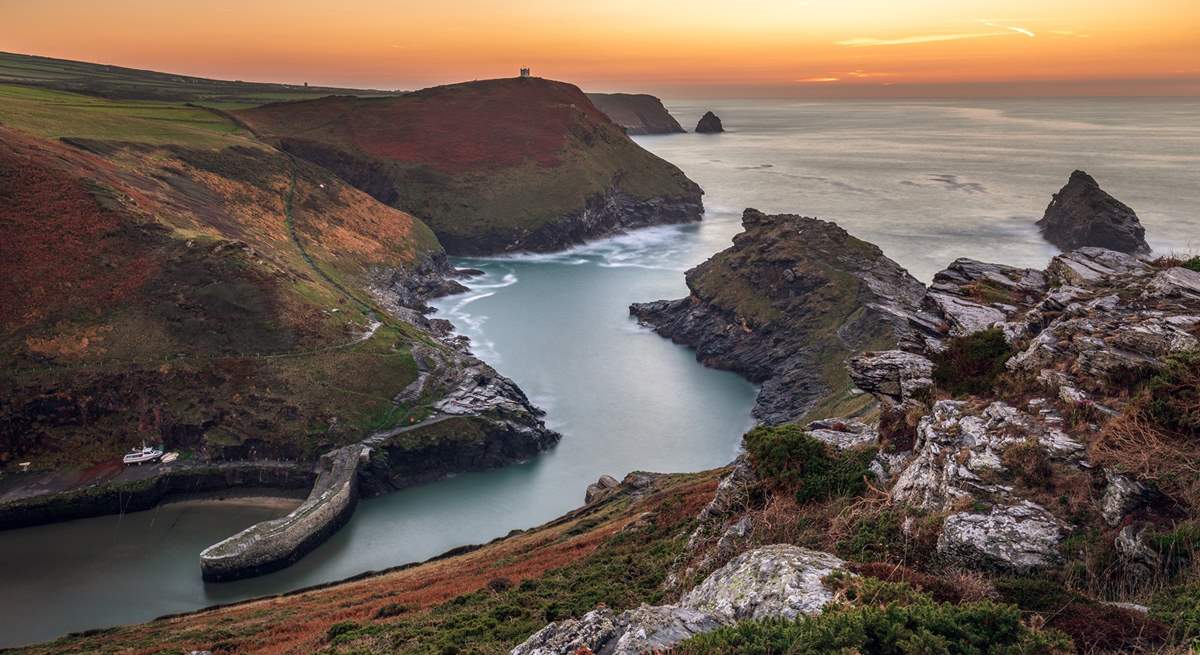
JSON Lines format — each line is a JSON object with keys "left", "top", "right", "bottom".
{"left": 0, "top": 51, "right": 390, "bottom": 106}
{"left": 0, "top": 77, "right": 446, "bottom": 469}
{"left": 237, "top": 78, "right": 700, "bottom": 253}
{"left": 14, "top": 472, "right": 721, "bottom": 655}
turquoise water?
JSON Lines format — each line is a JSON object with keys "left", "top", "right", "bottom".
{"left": 2, "top": 97, "right": 1197, "bottom": 647}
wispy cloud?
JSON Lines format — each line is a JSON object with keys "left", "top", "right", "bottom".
{"left": 983, "top": 20, "right": 1036, "bottom": 38}
{"left": 837, "top": 32, "right": 1010, "bottom": 47}
{"left": 797, "top": 77, "right": 839, "bottom": 83}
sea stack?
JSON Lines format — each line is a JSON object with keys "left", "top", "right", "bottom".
{"left": 1036, "top": 170, "right": 1150, "bottom": 255}
{"left": 695, "top": 111, "right": 724, "bottom": 133}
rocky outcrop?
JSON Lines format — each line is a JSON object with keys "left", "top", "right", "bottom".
{"left": 631, "top": 209, "right": 927, "bottom": 423}
{"left": 585, "top": 474, "right": 621, "bottom": 504}
{"left": 847, "top": 351, "right": 934, "bottom": 407}
{"left": 891, "top": 400, "right": 1083, "bottom": 512}
{"left": 586, "top": 93, "right": 686, "bottom": 135}
{"left": 1036, "top": 170, "right": 1150, "bottom": 255}
{"left": 938, "top": 501, "right": 1065, "bottom": 573}
{"left": 200, "top": 445, "right": 368, "bottom": 582}
{"left": 695, "top": 111, "right": 724, "bottom": 133}
{"left": 512, "top": 545, "right": 847, "bottom": 655}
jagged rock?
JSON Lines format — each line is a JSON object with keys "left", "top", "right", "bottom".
{"left": 631, "top": 210, "right": 927, "bottom": 424}
{"left": 1045, "top": 248, "right": 1150, "bottom": 286}
{"left": 1036, "top": 170, "right": 1150, "bottom": 255}
{"left": 938, "top": 501, "right": 1065, "bottom": 573}
{"left": 1115, "top": 524, "right": 1161, "bottom": 580}
{"left": 680, "top": 545, "right": 847, "bottom": 621}
{"left": 806, "top": 419, "right": 878, "bottom": 450}
{"left": 585, "top": 474, "right": 621, "bottom": 504}
{"left": 695, "top": 111, "right": 724, "bottom": 133}
{"left": 670, "top": 456, "right": 759, "bottom": 589}
{"left": 891, "top": 400, "right": 1083, "bottom": 511}
{"left": 1144, "top": 267, "right": 1200, "bottom": 300}
{"left": 510, "top": 605, "right": 723, "bottom": 655}
{"left": 847, "top": 350, "right": 934, "bottom": 406}
{"left": 1101, "top": 471, "right": 1152, "bottom": 527}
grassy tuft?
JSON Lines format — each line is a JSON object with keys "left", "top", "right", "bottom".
{"left": 932, "top": 328, "right": 1015, "bottom": 396}
{"left": 743, "top": 424, "right": 876, "bottom": 504}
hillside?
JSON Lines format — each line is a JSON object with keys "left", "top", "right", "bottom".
{"left": 586, "top": 93, "right": 685, "bottom": 135}
{"left": 25, "top": 234, "right": 1200, "bottom": 654}
{"left": 0, "top": 51, "right": 387, "bottom": 106}
{"left": 238, "top": 78, "right": 703, "bottom": 254}
{"left": 0, "top": 65, "right": 557, "bottom": 529}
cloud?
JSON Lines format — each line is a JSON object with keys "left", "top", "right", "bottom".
{"left": 983, "top": 20, "right": 1035, "bottom": 38}
{"left": 797, "top": 77, "right": 839, "bottom": 82}
{"left": 837, "top": 31, "right": 1011, "bottom": 47}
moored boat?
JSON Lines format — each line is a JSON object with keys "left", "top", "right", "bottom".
{"left": 122, "top": 444, "right": 164, "bottom": 466}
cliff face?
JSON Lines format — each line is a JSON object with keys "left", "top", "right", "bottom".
{"left": 585, "top": 93, "right": 686, "bottom": 135}
{"left": 239, "top": 78, "right": 704, "bottom": 255}
{"left": 1037, "top": 170, "right": 1150, "bottom": 254}
{"left": 631, "top": 209, "right": 927, "bottom": 424}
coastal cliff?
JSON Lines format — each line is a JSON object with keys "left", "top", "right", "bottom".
{"left": 238, "top": 78, "right": 704, "bottom": 255}
{"left": 586, "top": 93, "right": 686, "bottom": 135}
{"left": 631, "top": 209, "right": 927, "bottom": 424}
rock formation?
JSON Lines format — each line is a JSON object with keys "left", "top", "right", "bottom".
{"left": 511, "top": 545, "right": 848, "bottom": 655}
{"left": 586, "top": 93, "right": 686, "bottom": 135}
{"left": 1036, "top": 170, "right": 1150, "bottom": 255}
{"left": 631, "top": 209, "right": 927, "bottom": 423}
{"left": 695, "top": 111, "right": 724, "bottom": 133}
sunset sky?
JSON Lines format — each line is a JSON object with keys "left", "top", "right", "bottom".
{"left": 2, "top": 0, "right": 1198, "bottom": 96}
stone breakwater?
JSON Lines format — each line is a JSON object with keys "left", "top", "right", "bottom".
{"left": 0, "top": 462, "right": 314, "bottom": 531}
{"left": 200, "top": 445, "right": 369, "bottom": 582}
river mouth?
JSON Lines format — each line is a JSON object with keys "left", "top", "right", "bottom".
{"left": 3, "top": 97, "right": 1198, "bottom": 649}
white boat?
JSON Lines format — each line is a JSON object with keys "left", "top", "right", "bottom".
{"left": 122, "top": 444, "right": 164, "bottom": 466}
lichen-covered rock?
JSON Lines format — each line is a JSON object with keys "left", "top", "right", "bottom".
{"left": 938, "top": 501, "right": 1065, "bottom": 573}
{"left": 891, "top": 400, "right": 1083, "bottom": 511}
{"left": 846, "top": 350, "right": 934, "bottom": 406}
{"left": 1101, "top": 471, "right": 1152, "bottom": 527}
{"left": 680, "top": 545, "right": 847, "bottom": 621}
{"left": 513, "top": 545, "right": 846, "bottom": 655}
{"left": 805, "top": 418, "right": 878, "bottom": 450}
{"left": 1114, "top": 524, "right": 1161, "bottom": 581}
{"left": 1036, "top": 170, "right": 1150, "bottom": 255}
{"left": 510, "top": 605, "right": 722, "bottom": 655}
{"left": 1045, "top": 248, "right": 1150, "bottom": 286}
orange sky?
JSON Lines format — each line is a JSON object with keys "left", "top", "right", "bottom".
{"left": 2, "top": 0, "right": 1198, "bottom": 96}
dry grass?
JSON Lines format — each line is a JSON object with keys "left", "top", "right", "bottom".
{"left": 1092, "top": 414, "right": 1200, "bottom": 508}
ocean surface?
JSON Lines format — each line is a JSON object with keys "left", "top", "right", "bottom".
{"left": 1, "top": 97, "right": 1197, "bottom": 647}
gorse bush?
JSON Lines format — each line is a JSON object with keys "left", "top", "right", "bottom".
{"left": 1183, "top": 256, "right": 1200, "bottom": 273}
{"left": 743, "top": 424, "right": 875, "bottom": 504}
{"left": 1151, "top": 582, "right": 1200, "bottom": 647}
{"left": 932, "top": 328, "right": 1014, "bottom": 396}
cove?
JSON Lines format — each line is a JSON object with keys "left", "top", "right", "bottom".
{"left": 0, "top": 213, "right": 759, "bottom": 648}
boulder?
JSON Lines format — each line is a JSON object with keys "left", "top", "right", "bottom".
{"left": 938, "top": 501, "right": 1065, "bottom": 573}
{"left": 680, "top": 545, "right": 847, "bottom": 621}
{"left": 695, "top": 111, "right": 724, "bottom": 133}
{"left": 847, "top": 350, "right": 934, "bottom": 406}
{"left": 805, "top": 418, "right": 878, "bottom": 450}
{"left": 585, "top": 474, "right": 621, "bottom": 504}
{"left": 510, "top": 605, "right": 722, "bottom": 655}
{"left": 512, "top": 545, "right": 847, "bottom": 655}
{"left": 1036, "top": 170, "right": 1150, "bottom": 255}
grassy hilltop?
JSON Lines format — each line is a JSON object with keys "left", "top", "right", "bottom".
{"left": 238, "top": 78, "right": 703, "bottom": 254}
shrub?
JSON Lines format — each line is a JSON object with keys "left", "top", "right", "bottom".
{"left": 1184, "top": 256, "right": 1200, "bottom": 273}
{"left": 1001, "top": 437, "right": 1054, "bottom": 490}
{"left": 487, "top": 577, "right": 514, "bottom": 593}
{"left": 374, "top": 602, "right": 415, "bottom": 619}
{"left": 675, "top": 596, "right": 1072, "bottom": 655}
{"left": 847, "top": 562, "right": 971, "bottom": 604}
{"left": 326, "top": 620, "right": 359, "bottom": 641}
{"left": 932, "top": 328, "right": 1015, "bottom": 396}
{"left": 996, "top": 577, "right": 1168, "bottom": 653}
{"left": 743, "top": 425, "right": 875, "bottom": 504}
{"left": 1144, "top": 351, "right": 1200, "bottom": 435}
{"left": 1151, "top": 582, "right": 1200, "bottom": 647}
